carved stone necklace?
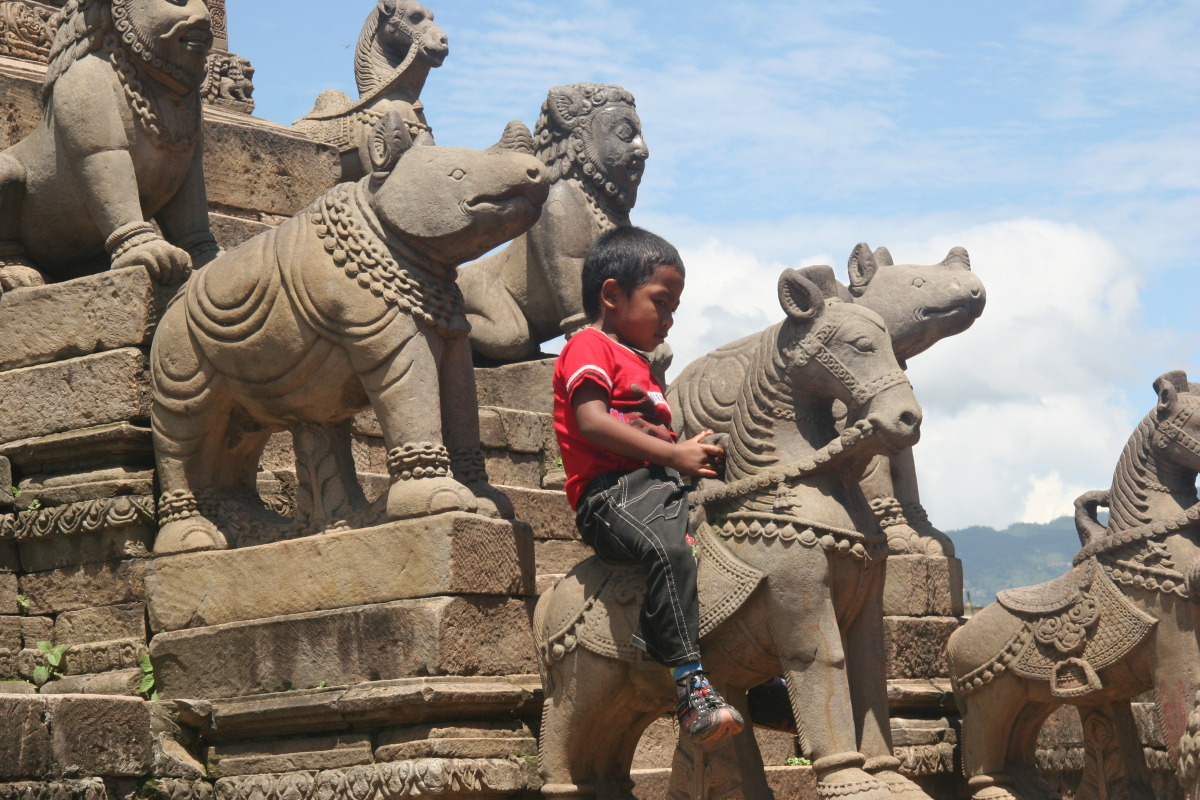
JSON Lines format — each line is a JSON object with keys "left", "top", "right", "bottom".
{"left": 104, "top": 27, "right": 200, "bottom": 153}
{"left": 311, "top": 181, "right": 467, "bottom": 337}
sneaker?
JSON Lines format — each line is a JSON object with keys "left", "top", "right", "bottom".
{"left": 675, "top": 671, "right": 745, "bottom": 743}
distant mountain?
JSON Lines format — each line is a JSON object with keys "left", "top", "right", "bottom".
{"left": 947, "top": 515, "right": 1092, "bottom": 610}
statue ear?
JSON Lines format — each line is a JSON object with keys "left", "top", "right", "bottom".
{"left": 1154, "top": 371, "right": 1188, "bottom": 415}
{"left": 378, "top": 0, "right": 397, "bottom": 15}
{"left": 778, "top": 269, "right": 826, "bottom": 323}
{"left": 368, "top": 111, "right": 414, "bottom": 174}
{"left": 944, "top": 246, "right": 972, "bottom": 271}
{"left": 797, "top": 265, "right": 845, "bottom": 302}
{"left": 847, "top": 243, "right": 877, "bottom": 296}
{"left": 546, "top": 85, "right": 582, "bottom": 130}
{"left": 872, "top": 246, "right": 894, "bottom": 267}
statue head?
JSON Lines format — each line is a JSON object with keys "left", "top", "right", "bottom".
{"left": 45, "top": 0, "right": 212, "bottom": 97}
{"left": 535, "top": 83, "right": 647, "bottom": 215}
{"left": 377, "top": 0, "right": 448, "bottom": 67}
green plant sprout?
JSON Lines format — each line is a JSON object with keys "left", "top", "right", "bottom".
{"left": 139, "top": 652, "right": 158, "bottom": 700}
{"left": 33, "top": 641, "right": 68, "bottom": 687}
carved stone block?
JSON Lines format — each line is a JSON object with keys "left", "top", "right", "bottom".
{"left": 0, "top": 268, "right": 171, "bottom": 372}
{"left": 212, "top": 760, "right": 533, "bottom": 800}
{"left": 477, "top": 408, "right": 547, "bottom": 454}
{"left": 18, "top": 558, "right": 147, "bottom": 616}
{"left": 474, "top": 360, "right": 555, "bottom": 415}
{"left": 54, "top": 602, "right": 146, "bottom": 646}
{"left": 150, "top": 597, "right": 539, "bottom": 700}
{"left": 376, "top": 722, "right": 535, "bottom": 761}
{"left": 203, "top": 111, "right": 341, "bottom": 217}
{"left": 16, "top": 523, "right": 155, "bottom": 573}
{"left": 502, "top": 485, "right": 575, "bottom": 541}
{"left": 145, "top": 513, "right": 535, "bottom": 633}
{"left": 482, "top": 450, "right": 542, "bottom": 490}
{"left": 0, "top": 616, "right": 20, "bottom": 651}
{"left": 534, "top": 538, "right": 591, "bottom": 579}
{"left": 632, "top": 766, "right": 817, "bottom": 799}
{"left": 38, "top": 668, "right": 142, "bottom": 697}
{"left": 208, "top": 734, "right": 374, "bottom": 777}
{"left": 0, "top": 570, "right": 14, "bottom": 614}
{"left": 0, "top": 349, "right": 150, "bottom": 446}
{"left": 882, "top": 555, "right": 964, "bottom": 617}
{"left": 0, "top": 695, "right": 150, "bottom": 779}
{"left": 883, "top": 616, "right": 961, "bottom": 680}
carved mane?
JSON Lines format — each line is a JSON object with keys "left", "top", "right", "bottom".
{"left": 43, "top": 0, "right": 107, "bottom": 98}
{"left": 1108, "top": 406, "right": 1200, "bottom": 533}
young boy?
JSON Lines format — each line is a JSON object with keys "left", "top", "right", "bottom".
{"left": 552, "top": 226, "right": 744, "bottom": 743}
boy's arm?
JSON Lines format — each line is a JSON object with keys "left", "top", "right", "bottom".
{"left": 572, "top": 383, "right": 721, "bottom": 477}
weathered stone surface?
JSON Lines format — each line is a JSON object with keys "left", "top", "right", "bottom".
{"left": 48, "top": 694, "right": 152, "bottom": 776}
{"left": 478, "top": 408, "right": 548, "bottom": 454}
{"left": 0, "top": 541, "right": 17, "bottom": 572}
{"left": 203, "top": 109, "right": 340, "bottom": 217}
{"left": 208, "top": 211, "right": 276, "bottom": 252}
{"left": 891, "top": 717, "right": 957, "bottom": 777}
{"left": 146, "top": 514, "right": 535, "bottom": 633}
{"left": 483, "top": 450, "right": 542, "bottom": 489}
{"left": 19, "top": 559, "right": 147, "bottom": 616}
{"left": 55, "top": 603, "right": 147, "bottom": 646}
{"left": 0, "top": 349, "right": 151, "bottom": 446}
{"left": 0, "top": 570, "right": 15, "bottom": 614}
{"left": 633, "top": 766, "right": 816, "bottom": 799}
{"left": 503, "top": 485, "right": 574, "bottom": 540}
{"left": 0, "top": 423, "right": 152, "bottom": 476}
{"left": 207, "top": 676, "right": 542, "bottom": 741}
{"left": 886, "top": 678, "right": 956, "bottom": 712}
{"left": 535, "top": 538, "right": 591, "bottom": 578}
{"left": 0, "top": 269, "right": 172, "bottom": 372}
{"left": 18, "top": 525, "right": 155, "bottom": 573}
{"left": 883, "top": 556, "right": 964, "bottom": 617}
{"left": 208, "top": 734, "right": 373, "bottom": 777}
{"left": 0, "top": 680, "right": 35, "bottom": 694}
{"left": 151, "top": 597, "right": 538, "bottom": 699}
{"left": 0, "top": 616, "right": 22, "bottom": 651}
{"left": 0, "top": 694, "right": 150, "bottom": 778}
{"left": 632, "top": 716, "right": 797, "bottom": 769}
{"left": 883, "top": 616, "right": 961, "bottom": 679}
{"left": 39, "top": 668, "right": 142, "bottom": 696}
{"left": 376, "top": 722, "right": 535, "bottom": 761}
{"left": 0, "top": 456, "right": 10, "bottom": 500}
{"left": 61, "top": 638, "right": 147, "bottom": 676}
{"left": 475, "top": 360, "right": 555, "bottom": 415}
{"left": 0, "top": 695, "right": 52, "bottom": 779}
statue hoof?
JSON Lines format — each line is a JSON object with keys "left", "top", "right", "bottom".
{"left": 871, "top": 769, "right": 934, "bottom": 800}
{"left": 816, "top": 768, "right": 894, "bottom": 800}
{"left": 155, "top": 517, "right": 228, "bottom": 554}
{"left": 387, "top": 476, "right": 478, "bottom": 519}
{"left": 0, "top": 263, "right": 45, "bottom": 292}
{"left": 467, "top": 482, "right": 514, "bottom": 519}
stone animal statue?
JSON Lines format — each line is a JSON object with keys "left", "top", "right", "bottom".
{"left": 535, "top": 270, "right": 933, "bottom": 800}
{"left": 458, "top": 83, "right": 647, "bottom": 362}
{"left": 0, "top": 0, "right": 219, "bottom": 296}
{"left": 949, "top": 371, "right": 1200, "bottom": 800}
{"left": 669, "top": 243, "right": 984, "bottom": 555}
{"left": 149, "top": 113, "right": 549, "bottom": 555}
{"left": 294, "top": 0, "right": 447, "bottom": 182}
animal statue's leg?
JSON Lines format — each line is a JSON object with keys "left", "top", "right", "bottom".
{"left": 440, "top": 332, "right": 514, "bottom": 518}
{"left": 668, "top": 682, "right": 771, "bottom": 800}
{"left": 1076, "top": 702, "right": 1155, "bottom": 800}
{"left": 890, "top": 446, "right": 954, "bottom": 556}
{"left": 357, "top": 325, "right": 477, "bottom": 519}
{"left": 1149, "top": 610, "right": 1200, "bottom": 800}
{"left": 459, "top": 253, "right": 537, "bottom": 362}
{"left": 0, "top": 153, "right": 44, "bottom": 292}
{"left": 291, "top": 420, "right": 368, "bottom": 527}
{"left": 764, "top": 557, "right": 893, "bottom": 800}
{"left": 858, "top": 454, "right": 924, "bottom": 556}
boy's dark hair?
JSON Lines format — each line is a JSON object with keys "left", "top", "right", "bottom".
{"left": 581, "top": 227, "right": 685, "bottom": 321}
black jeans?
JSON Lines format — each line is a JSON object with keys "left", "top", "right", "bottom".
{"left": 575, "top": 465, "right": 701, "bottom": 668}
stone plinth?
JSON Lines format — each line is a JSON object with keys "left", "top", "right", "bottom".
{"left": 146, "top": 513, "right": 535, "bottom": 633}
{"left": 475, "top": 359, "right": 555, "bottom": 415}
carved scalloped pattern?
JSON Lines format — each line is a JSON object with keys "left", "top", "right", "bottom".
{"left": 0, "top": 495, "right": 155, "bottom": 540}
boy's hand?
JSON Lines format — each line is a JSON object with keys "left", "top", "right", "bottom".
{"left": 670, "top": 430, "right": 725, "bottom": 478}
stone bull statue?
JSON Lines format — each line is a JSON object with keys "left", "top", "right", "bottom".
{"left": 949, "top": 371, "right": 1200, "bottom": 800}
{"left": 670, "top": 243, "right": 984, "bottom": 555}
{"left": 149, "top": 113, "right": 548, "bottom": 554}
{"left": 535, "top": 270, "right": 931, "bottom": 799}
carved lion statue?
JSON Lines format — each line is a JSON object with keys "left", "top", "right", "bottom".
{"left": 457, "top": 82, "right": 647, "bottom": 362}
{"left": 0, "top": 0, "right": 219, "bottom": 296}
{"left": 294, "top": 0, "right": 448, "bottom": 182}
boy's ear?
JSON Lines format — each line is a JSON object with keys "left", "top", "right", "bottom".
{"left": 599, "top": 278, "right": 624, "bottom": 309}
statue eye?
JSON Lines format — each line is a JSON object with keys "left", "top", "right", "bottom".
{"left": 450, "top": 168, "right": 465, "bottom": 180}
{"left": 409, "top": 10, "right": 425, "bottom": 23}
{"left": 615, "top": 125, "right": 634, "bottom": 141}
{"left": 912, "top": 277, "right": 925, "bottom": 288}
{"left": 852, "top": 337, "right": 876, "bottom": 353}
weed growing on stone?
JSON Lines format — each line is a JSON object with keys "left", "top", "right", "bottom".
{"left": 32, "top": 641, "right": 68, "bottom": 686}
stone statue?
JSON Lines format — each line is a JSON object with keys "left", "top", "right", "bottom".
{"left": 149, "top": 112, "right": 549, "bottom": 554}
{"left": 535, "top": 270, "right": 932, "bottom": 799}
{"left": 458, "top": 83, "right": 647, "bottom": 361}
{"left": 670, "top": 243, "right": 984, "bottom": 555}
{"left": 0, "top": 0, "right": 219, "bottom": 295}
{"left": 949, "top": 371, "right": 1200, "bottom": 800}
{"left": 294, "top": 0, "right": 448, "bottom": 182}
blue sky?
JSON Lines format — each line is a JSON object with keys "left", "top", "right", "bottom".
{"left": 228, "top": 1, "right": 1200, "bottom": 530}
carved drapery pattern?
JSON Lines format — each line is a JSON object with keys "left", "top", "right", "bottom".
{"left": 213, "top": 760, "right": 528, "bottom": 800}
{"left": 0, "top": 780, "right": 107, "bottom": 800}
{"left": 893, "top": 743, "right": 954, "bottom": 777}
{"left": 0, "top": 495, "right": 155, "bottom": 540}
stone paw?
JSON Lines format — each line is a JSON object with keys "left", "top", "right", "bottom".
{"left": 387, "top": 476, "right": 478, "bottom": 519}
{"left": 466, "top": 481, "right": 514, "bottom": 519}
{"left": 154, "top": 517, "right": 228, "bottom": 554}
{"left": 0, "top": 263, "right": 46, "bottom": 292}
{"left": 871, "top": 769, "right": 933, "bottom": 800}
{"left": 816, "top": 768, "right": 895, "bottom": 800}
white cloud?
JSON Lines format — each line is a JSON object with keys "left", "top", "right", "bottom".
{"left": 1019, "top": 473, "right": 1092, "bottom": 525}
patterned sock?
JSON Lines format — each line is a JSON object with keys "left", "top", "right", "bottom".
{"left": 672, "top": 662, "right": 703, "bottom": 683}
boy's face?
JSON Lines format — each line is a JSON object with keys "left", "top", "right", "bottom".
{"left": 602, "top": 264, "right": 684, "bottom": 352}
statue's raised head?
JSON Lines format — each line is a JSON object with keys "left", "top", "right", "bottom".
{"left": 535, "top": 83, "right": 646, "bottom": 215}
{"left": 45, "top": 0, "right": 212, "bottom": 100}
{"left": 356, "top": 0, "right": 448, "bottom": 97}
{"left": 367, "top": 114, "right": 549, "bottom": 274}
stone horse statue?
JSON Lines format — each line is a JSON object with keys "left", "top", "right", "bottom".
{"left": 534, "top": 269, "right": 931, "bottom": 799}
{"left": 949, "top": 371, "right": 1200, "bottom": 800}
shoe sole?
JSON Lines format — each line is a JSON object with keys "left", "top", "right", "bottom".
{"left": 689, "top": 709, "right": 745, "bottom": 744}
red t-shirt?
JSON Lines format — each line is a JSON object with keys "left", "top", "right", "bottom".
{"left": 553, "top": 327, "right": 674, "bottom": 509}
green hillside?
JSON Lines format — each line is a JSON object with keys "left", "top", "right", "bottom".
{"left": 948, "top": 516, "right": 1085, "bottom": 610}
